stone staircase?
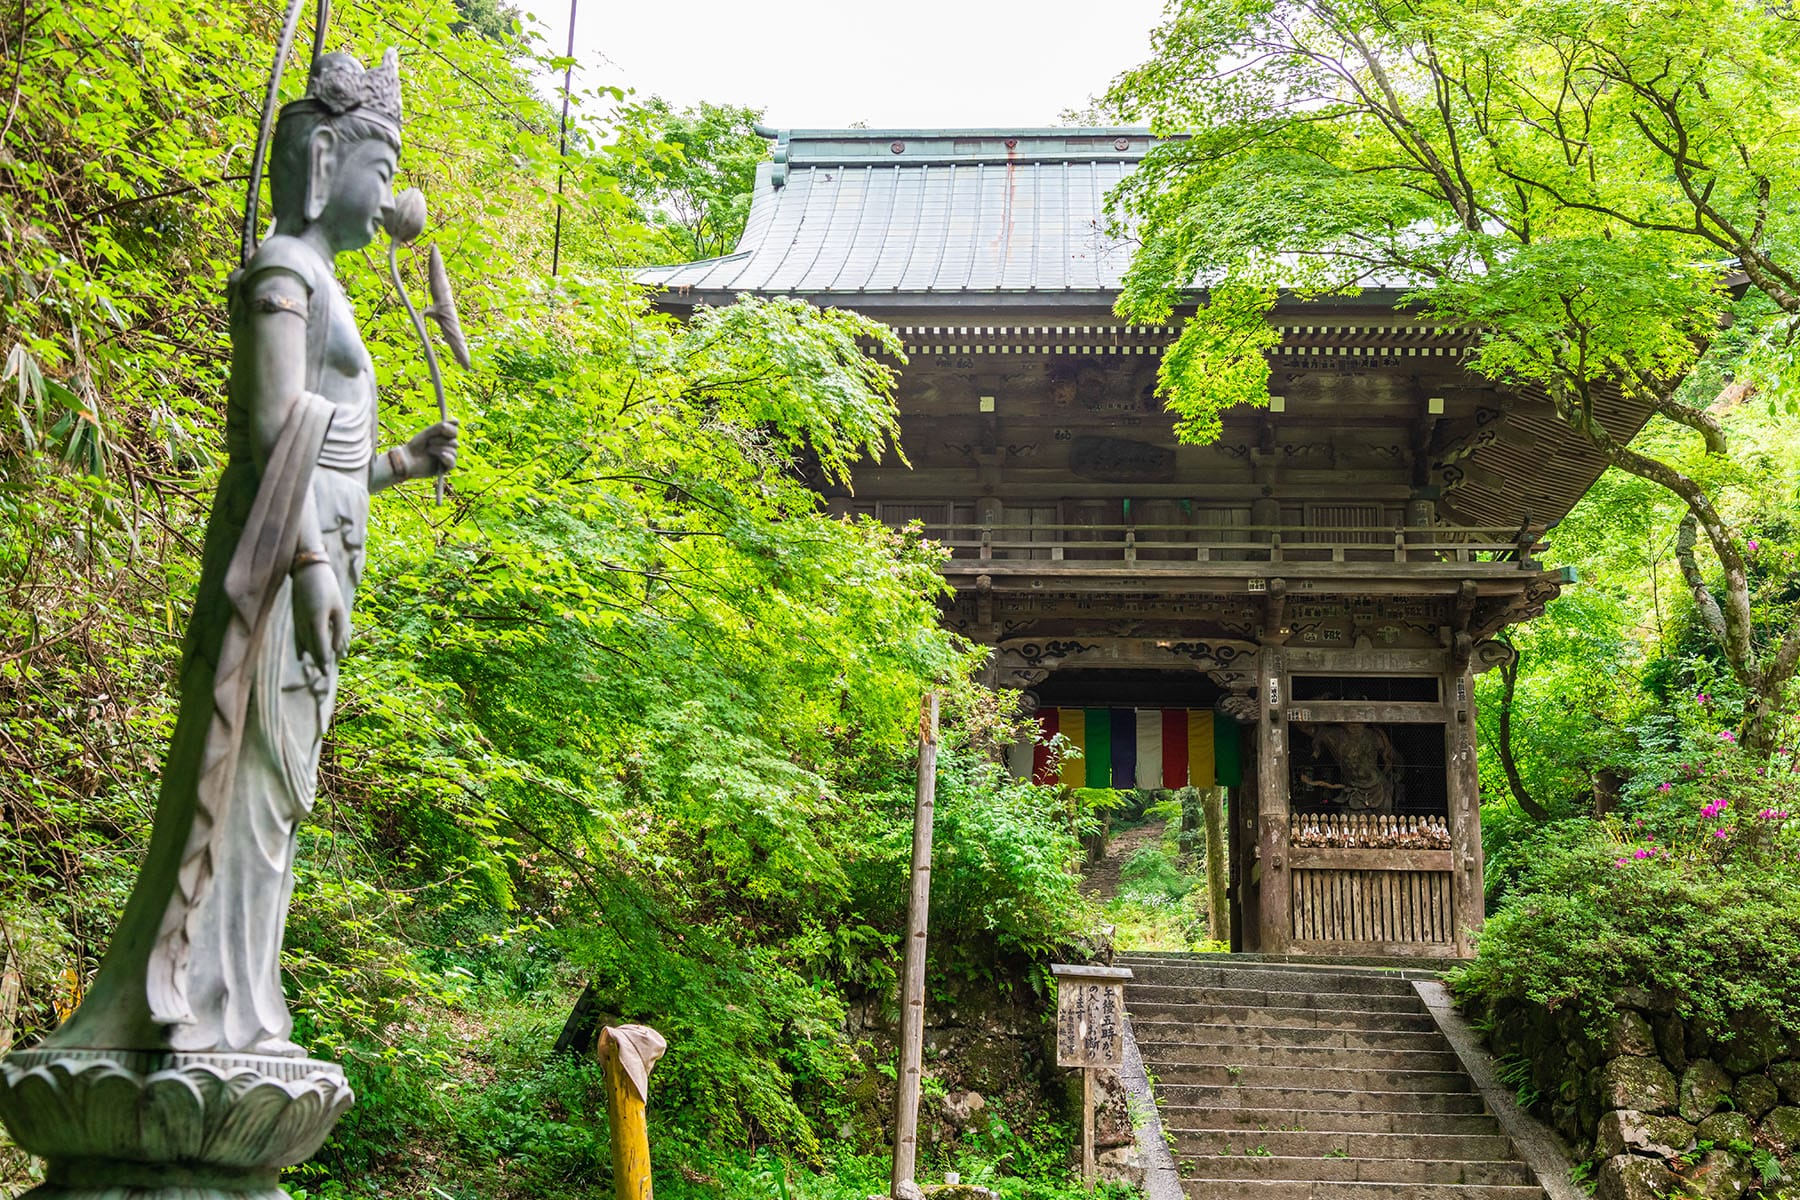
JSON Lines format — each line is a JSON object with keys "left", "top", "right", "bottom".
{"left": 1118, "top": 952, "right": 1550, "bottom": 1200}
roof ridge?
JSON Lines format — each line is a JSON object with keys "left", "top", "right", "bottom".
{"left": 755, "top": 125, "right": 1153, "bottom": 139}
{"left": 754, "top": 126, "right": 1164, "bottom": 172}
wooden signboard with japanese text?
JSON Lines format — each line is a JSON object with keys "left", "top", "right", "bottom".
{"left": 1051, "top": 964, "right": 1132, "bottom": 1068}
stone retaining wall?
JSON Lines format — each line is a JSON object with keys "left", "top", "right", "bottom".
{"left": 1472, "top": 992, "right": 1800, "bottom": 1199}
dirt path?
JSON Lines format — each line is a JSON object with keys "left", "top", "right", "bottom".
{"left": 1081, "top": 818, "right": 1170, "bottom": 900}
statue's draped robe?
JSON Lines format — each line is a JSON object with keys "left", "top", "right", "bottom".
{"left": 48, "top": 235, "right": 375, "bottom": 1057}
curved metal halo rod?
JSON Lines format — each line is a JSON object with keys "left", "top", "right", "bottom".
{"left": 310, "top": 0, "right": 332, "bottom": 69}
{"left": 240, "top": 0, "right": 315, "bottom": 267}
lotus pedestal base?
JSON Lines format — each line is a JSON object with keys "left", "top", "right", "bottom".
{"left": 0, "top": 1047, "right": 353, "bottom": 1199}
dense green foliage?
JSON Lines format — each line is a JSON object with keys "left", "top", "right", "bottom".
{"left": 1457, "top": 738, "right": 1800, "bottom": 1035}
{"left": 1099, "top": 0, "right": 1800, "bottom": 1042}
{"left": 1102, "top": 0, "right": 1800, "bottom": 752}
{"left": 1455, "top": 395, "right": 1800, "bottom": 1037}
{"left": 1090, "top": 796, "right": 1226, "bottom": 954}
{"left": 0, "top": 1, "right": 1098, "bottom": 1196}
{"left": 615, "top": 98, "right": 771, "bottom": 263}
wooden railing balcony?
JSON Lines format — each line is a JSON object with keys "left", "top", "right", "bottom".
{"left": 897, "top": 523, "right": 1547, "bottom": 570}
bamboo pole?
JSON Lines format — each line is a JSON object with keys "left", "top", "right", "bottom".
{"left": 890, "top": 692, "right": 940, "bottom": 1200}
{"left": 598, "top": 1024, "right": 667, "bottom": 1200}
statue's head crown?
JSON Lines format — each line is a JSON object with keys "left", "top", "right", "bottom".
{"left": 294, "top": 48, "right": 402, "bottom": 132}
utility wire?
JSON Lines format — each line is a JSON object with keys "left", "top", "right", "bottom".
{"left": 550, "top": 0, "right": 577, "bottom": 276}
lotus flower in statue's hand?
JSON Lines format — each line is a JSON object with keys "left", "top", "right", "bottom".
{"left": 384, "top": 187, "right": 427, "bottom": 244}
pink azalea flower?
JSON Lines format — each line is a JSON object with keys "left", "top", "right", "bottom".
{"left": 1659, "top": 782, "right": 1673, "bottom": 793}
{"left": 1634, "top": 849, "right": 1653, "bottom": 859}
{"left": 1720, "top": 730, "right": 1737, "bottom": 743}
{"left": 1715, "top": 828, "right": 1730, "bottom": 838}
{"left": 1614, "top": 858, "right": 1630, "bottom": 868}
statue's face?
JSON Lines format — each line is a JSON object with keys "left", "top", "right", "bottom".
{"left": 316, "top": 135, "right": 398, "bottom": 252}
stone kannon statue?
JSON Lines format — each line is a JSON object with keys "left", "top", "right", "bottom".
{"left": 0, "top": 44, "right": 456, "bottom": 1198}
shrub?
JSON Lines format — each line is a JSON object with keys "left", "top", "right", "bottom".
{"left": 1454, "top": 746, "right": 1800, "bottom": 1036}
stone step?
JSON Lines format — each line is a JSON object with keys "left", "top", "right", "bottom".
{"left": 1128, "top": 1001, "right": 1439, "bottom": 1033}
{"left": 1179, "top": 1180, "right": 1545, "bottom": 1200}
{"left": 1114, "top": 951, "right": 1459, "bottom": 974}
{"left": 1158, "top": 1105, "right": 1506, "bottom": 1137}
{"left": 1120, "top": 954, "right": 1552, "bottom": 1200}
{"left": 1176, "top": 1156, "right": 1538, "bottom": 1186}
{"left": 1153, "top": 1084, "right": 1489, "bottom": 1113}
{"left": 1133, "top": 1039, "right": 1463, "bottom": 1071}
{"left": 1147, "top": 1062, "right": 1477, "bottom": 1092}
{"left": 1130, "top": 1020, "right": 1450, "bottom": 1052}
{"left": 1126, "top": 983, "right": 1427, "bottom": 1013}
{"left": 1118, "top": 963, "right": 1419, "bottom": 995}
{"left": 1172, "top": 1129, "right": 1516, "bottom": 1161}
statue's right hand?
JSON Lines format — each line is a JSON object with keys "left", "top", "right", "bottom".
{"left": 292, "top": 561, "right": 350, "bottom": 667}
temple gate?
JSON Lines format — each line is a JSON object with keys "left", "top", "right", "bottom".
{"left": 643, "top": 128, "right": 1650, "bottom": 959}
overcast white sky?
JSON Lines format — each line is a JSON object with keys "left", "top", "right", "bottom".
{"left": 519, "top": 0, "right": 1171, "bottom": 129}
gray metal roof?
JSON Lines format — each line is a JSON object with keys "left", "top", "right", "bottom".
{"left": 636, "top": 128, "right": 1153, "bottom": 298}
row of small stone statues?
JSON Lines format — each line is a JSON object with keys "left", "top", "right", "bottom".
{"left": 1288, "top": 812, "right": 1454, "bottom": 849}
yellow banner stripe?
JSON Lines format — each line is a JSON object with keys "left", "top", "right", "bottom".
{"left": 1058, "top": 708, "right": 1086, "bottom": 788}
{"left": 1188, "top": 710, "right": 1215, "bottom": 790}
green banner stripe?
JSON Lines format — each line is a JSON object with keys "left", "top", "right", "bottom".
{"left": 1084, "top": 707, "right": 1111, "bottom": 788}
{"left": 1213, "top": 709, "right": 1242, "bottom": 788}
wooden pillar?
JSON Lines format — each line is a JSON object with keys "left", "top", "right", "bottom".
{"left": 891, "top": 693, "right": 939, "bottom": 1200}
{"left": 1405, "top": 496, "right": 1436, "bottom": 562}
{"left": 1234, "top": 743, "right": 1257, "bottom": 951}
{"left": 1256, "top": 647, "right": 1290, "bottom": 954}
{"left": 1446, "top": 666, "right": 1484, "bottom": 957}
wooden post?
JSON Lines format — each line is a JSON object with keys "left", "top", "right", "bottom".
{"left": 1446, "top": 667, "right": 1484, "bottom": 957}
{"left": 1051, "top": 965, "right": 1132, "bottom": 1191}
{"left": 1081, "top": 1065, "right": 1095, "bottom": 1187}
{"left": 1256, "top": 646, "right": 1291, "bottom": 953}
{"left": 1235, "top": 732, "right": 1259, "bottom": 951}
{"left": 597, "top": 1024, "right": 667, "bottom": 1200}
{"left": 891, "top": 692, "right": 939, "bottom": 1200}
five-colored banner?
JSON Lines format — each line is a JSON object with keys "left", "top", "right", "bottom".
{"left": 1032, "top": 708, "right": 1242, "bottom": 790}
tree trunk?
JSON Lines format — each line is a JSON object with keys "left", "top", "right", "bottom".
{"left": 1201, "top": 787, "right": 1230, "bottom": 944}
{"left": 1495, "top": 647, "right": 1551, "bottom": 821}
{"left": 1178, "top": 787, "right": 1201, "bottom": 862}
{"left": 0, "top": 940, "right": 20, "bottom": 1057}
{"left": 1675, "top": 514, "right": 1799, "bottom": 757}
{"left": 1551, "top": 390, "right": 1797, "bottom": 750}
{"left": 1744, "top": 633, "right": 1800, "bottom": 758}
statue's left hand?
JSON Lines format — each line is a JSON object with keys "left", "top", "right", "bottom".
{"left": 398, "top": 418, "right": 458, "bottom": 479}
{"left": 293, "top": 561, "right": 350, "bottom": 666}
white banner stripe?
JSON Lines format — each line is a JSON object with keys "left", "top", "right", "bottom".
{"left": 1135, "top": 709, "right": 1163, "bottom": 791}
